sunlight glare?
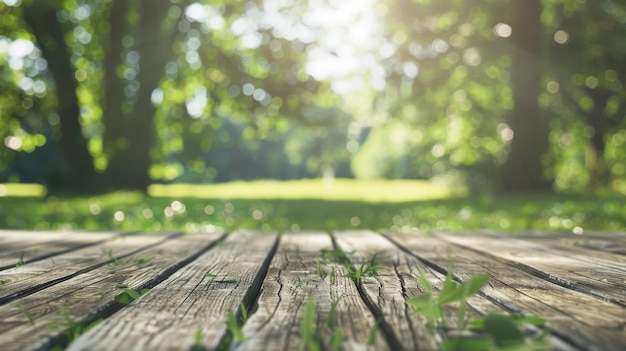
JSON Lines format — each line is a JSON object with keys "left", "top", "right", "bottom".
{"left": 302, "top": 0, "right": 385, "bottom": 94}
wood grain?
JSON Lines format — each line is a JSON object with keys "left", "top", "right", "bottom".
{"left": 0, "top": 231, "right": 120, "bottom": 270}
{"left": 0, "top": 232, "right": 175, "bottom": 304}
{"left": 67, "top": 230, "right": 278, "bottom": 351}
{"left": 387, "top": 233, "right": 626, "bottom": 351}
{"left": 333, "top": 230, "right": 525, "bottom": 351}
{"left": 0, "top": 230, "right": 624, "bottom": 351}
{"left": 0, "top": 232, "right": 223, "bottom": 351}
{"left": 239, "top": 231, "right": 388, "bottom": 351}
{"left": 438, "top": 232, "right": 626, "bottom": 306}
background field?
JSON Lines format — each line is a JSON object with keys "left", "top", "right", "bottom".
{"left": 1, "top": 180, "right": 624, "bottom": 234}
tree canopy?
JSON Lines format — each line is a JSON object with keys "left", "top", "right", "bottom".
{"left": 0, "top": 0, "right": 624, "bottom": 194}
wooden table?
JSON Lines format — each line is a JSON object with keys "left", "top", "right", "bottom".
{"left": 0, "top": 229, "right": 624, "bottom": 350}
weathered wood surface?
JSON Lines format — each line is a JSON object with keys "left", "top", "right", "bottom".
{"left": 0, "top": 231, "right": 121, "bottom": 270}
{"left": 0, "top": 232, "right": 223, "bottom": 350}
{"left": 240, "top": 232, "right": 387, "bottom": 351}
{"left": 386, "top": 233, "right": 625, "bottom": 351}
{"left": 68, "top": 230, "right": 278, "bottom": 351}
{"left": 0, "top": 229, "right": 624, "bottom": 351}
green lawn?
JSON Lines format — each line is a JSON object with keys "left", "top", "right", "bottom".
{"left": 0, "top": 179, "right": 624, "bottom": 234}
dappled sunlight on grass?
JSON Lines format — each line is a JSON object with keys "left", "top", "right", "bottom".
{"left": 0, "top": 181, "right": 624, "bottom": 234}
{"left": 148, "top": 179, "right": 459, "bottom": 202}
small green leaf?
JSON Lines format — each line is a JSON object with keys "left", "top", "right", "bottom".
{"left": 316, "top": 260, "right": 327, "bottom": 280}
{"left": 482, "top": 313, "right": 525, "bottom": 347}
{"left": 407, "top": 293, "right": 441, "bottom": 320}
{"left": 330, "top": 327, "right": 344, "bottom": 350}
{"left": 194, "top": 328, "right": 203, "bottom": 347}
{"left": 115, "top": 292, "right": 131, "bottom": 305}
{"left": 417, "top": 272, "right": 434, "bottom": 295}
{"left": 125, "top": 289, "right": 140, "bottom": 300}
{"left": 513, "top": 315, "right": 547, "bottom": 327}
{"left": 300, "top": 298, "right": 320, "bottom": 351}
{"left": 438, "top": 274, "right": 460, "bottom": 304}
{"left": 439, "top": 274, "right": 489, "bottom": 305}
{"left": 367, "top": 318, "right": 382, "bottom": 346}
{"left": 17, "top": 304, "right": 35, "bottom": 326}
{"left": 240, "top": 303, "right": 248, "bottom": 322}
{"left": 460, "top": 274, "right": 489, "bottom": 297}
{"left": 135, "top": 257, "right": 151, "bottom": 264}
{"left": 227, "top": 310, "right": 244, "bottom": 341}
{"left": 16, "top": 252, "right": 25, "bottom": 267}
{"left": 327, "top": 298, "right": 341, "bottom": 328}
{"left": 205, "top": 273, "right": 217, "bottom": 278}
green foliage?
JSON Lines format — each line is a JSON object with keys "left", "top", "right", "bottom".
{"left": 193, "top": 328, "right": 204, "bottom": 347}
{"left": 114, "top": 288, "right": 150, "bottom": 305}
{"left": 345, "top": 255, "right": 382, "bottom": 284}
{"left": 408, "top": 272, "right": 489, "bottom": 331}
{"left": 409, "top": 272, "right": 548, "bottom": 350}
{"left": 315, "top": 260, "right": 327, "bottom": 280}
{"left": 15, "top": 251, "right": 25, "bottom": 267}
{"left": 101, "top": 247, "right": 125, "bottom": 266}
{"left": 16, "top": 304, "right": 35, "bottom": 326}
{"left": 134, "top": 257, "right": 151, "bottom": 265}
{"left": 330, "top": 327, "right": 344, "bottom": 351}
{"left": 318, "top": 246, "right": 381, "bottom": 284}
{"left": 367, "top": 318, "right": 382, "bottom": 346}
{"left": 300, "top": 298, "right": 322, "bottom": 351}
{"left": 326, "top": 298, "right": 341, "bottom": 329}
{"left": 329, "top": 267, "right": 336, "bottom": 285}
{"left": 222, "top": 303, "right": 248, "bottom": 348}
{"left": 227, "top": 309, "right": 244, "bottom": 342}
{"left": 0, "top": 0, "right": 330, "bottom": 191}
{"left": 48, "top": 311, "right": 102, "bottom": 343}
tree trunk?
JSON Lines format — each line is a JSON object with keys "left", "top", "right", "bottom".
{"left": 502, "top": 0, "right": 551, "bottom": 192}
{"left": 22, "top": 4, "right": 97, "bottom": 193}
{"left": 101, "top": 0, "right": 130, "bottom": 186}
{"left": 104, "top": 0, "right": 171, "bottom": 191}
{"left": 585, "top": 89, "right": 614, "bottom": 187}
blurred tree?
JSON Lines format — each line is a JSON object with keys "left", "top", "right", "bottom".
{"left": 544, "top": 0, "right": 626, "bottom": 188}
{"left": 381, "top": 0, "right": 519, "bottom": 191}
{"left": 22, "top": 2, "right": 97, "bottom": 191}
{"left": 1, "top": 0, "right": 323, "bottom": 192}
{"left": 502, "top": 0, "right": 550, "bottom": 192}
{"left": 103, "top": 0, "right": 173, "bottom": 190}
{"left": 379, "top": 0, "right": 625, "bottom": 192}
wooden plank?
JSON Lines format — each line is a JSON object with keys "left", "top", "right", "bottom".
{"left": 387, "top": 233, "right": 626, "bottom": 351}
{"left": 0, "top": 231, "right": 122, "bottom": 271}
{"left": 0, "top": 232, "right": 223, "bottom": 351}
{"left": 239, "top": 232, "right": 388, "bottom": 351}
{"left": 0, "top": 232, "right": 175, "bottom": 305}
{"left": 67, "top": 230, "right": 278, "bottom": 351}
{"left": 333, "top": 231, "right": 537, "bottom": 351}
{"left": 438, "top": 232, "right": 626, "bottom": 306}
{"left": 0, "top": 230, "right": 71, "bottom": 250}
{"left": 509, "top": 232, "right": 626, "bottom": 257}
